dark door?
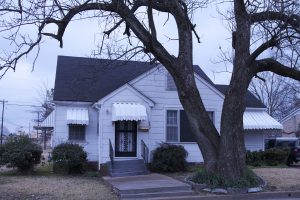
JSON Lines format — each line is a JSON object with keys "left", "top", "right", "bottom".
{"left": 115, "top": 121, "right": 137, "bottom": 157}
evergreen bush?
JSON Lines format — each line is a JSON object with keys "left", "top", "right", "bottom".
{"left": 151, "top": 143, "right": 188, "bottom": 172}
{"left": 0, "top": 136, "right": 42, "bottom": 173}
{"left": 246, "top": 148, "right": 289, "bottom": 166}
{"left": 52, "top": 143, "right": 87, "bottom": 174}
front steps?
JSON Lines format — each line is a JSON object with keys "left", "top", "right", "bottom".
{"left": 107, "top": 159, "right": 149, "bottom": 177}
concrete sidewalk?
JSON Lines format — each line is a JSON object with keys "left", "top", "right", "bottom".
{"left": 103, "top": 173, "right": 195, "bottom": 199}
{"left": 156, "top": 190, "right": 300, "bottom": 200}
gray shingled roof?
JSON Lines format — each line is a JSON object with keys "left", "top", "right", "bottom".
{"left": 53, "top": 56, "right": 266, "bottom": 108}
{"left": 214, "top": 85, "right": 266, "bottom": 108}
{"left": 53, "top": 56, "right": 157, "bottom": 102}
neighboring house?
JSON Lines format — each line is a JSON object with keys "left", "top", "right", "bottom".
{"left": 280, "top": 107, "right": 300, "bottom": 137}
{"left": 46, "top": 56, "right": 282, "bottom": 169}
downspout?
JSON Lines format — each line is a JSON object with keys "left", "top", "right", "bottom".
{"left": 93, "top": 103, "right": 101, "bottom": 171}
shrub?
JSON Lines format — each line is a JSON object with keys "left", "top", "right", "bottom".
{"left": 0, "top": 136, "right": 42, "bottom": 173}
{"left": 246, "top": 148, "right": 289, "bottom": 166}
{"left": 151, "top": 143, "right": 188, "bottom": 172}
{"left": 246, "top": 150, "right": 264, "bottom": 166}
{"left": 264, "top": 148, "right": 289, "bottom": 166}
{"left": 190, "top": 168, "right": 260, "bottom": 188}
{"left": 52, "top": 143, "right": 87, "bottom": 174}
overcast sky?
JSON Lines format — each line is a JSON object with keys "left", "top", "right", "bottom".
{"left": 0, "top": 3, "right": 232, "bottom": 133}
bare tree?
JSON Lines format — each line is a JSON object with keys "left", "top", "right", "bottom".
{"left": 250, "top": 72, "right": 299, "bottom": 120}
{"left": 0, "top": 0, "right": 300, "bottom": 181}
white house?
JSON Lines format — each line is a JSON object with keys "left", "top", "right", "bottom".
{"left": 47, "top": 55, "right": 282, "bottom": 170}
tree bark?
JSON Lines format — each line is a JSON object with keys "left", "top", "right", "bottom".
{"left": 218, "top": 69, "right": 252, "bottom": 179}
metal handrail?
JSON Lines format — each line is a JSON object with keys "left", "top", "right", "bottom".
{"left": 109, "top": 139, "right": 114, "bottom": 167}
{"left": 141, "top": 139, "right": 149, "bottom": 164}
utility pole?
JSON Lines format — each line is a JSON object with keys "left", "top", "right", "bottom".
{"left": 1, "top": 100, "right": 8, "bottom": 145}
{"left": 36, "top": 111, "right": 41, "bottom": 139}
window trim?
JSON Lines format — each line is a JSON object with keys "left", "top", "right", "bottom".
{"left": 165, "top": 108, "right": 215, "bottom": 143}
{"left": 68, "top": 124, "right": 86, "bottom": 142}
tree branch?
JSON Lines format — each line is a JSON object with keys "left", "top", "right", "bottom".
{"left": 250, "top": 12, "right": 300, "bottom": 30}
{"left": 254, "top": 58, "right": 300, "bottom": 81}
{"left": 249, "top": 36, "right": 278, "bottom": 62}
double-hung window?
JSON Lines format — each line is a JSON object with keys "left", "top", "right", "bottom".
{"left": 166, "top": 110, "right": 179, "bottom": 142}
{"left": 166, "top": 110, "right": 215, "bottom": 142}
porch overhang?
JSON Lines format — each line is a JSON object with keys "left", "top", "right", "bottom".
{"left": 112, "top": 102, "right": 147, "bottom": 121}
{"left": 67, "top": 108, "right": 89, "bottom": 125}
{"left": 40, "top": 111, "right": 55, "bottom": 128}
{"left": 243, "top": 111, "right": 283, "bottom": 130}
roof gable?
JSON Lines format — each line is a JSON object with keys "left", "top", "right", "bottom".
{"left": 280, "top": 107, "right": 300, "bottom": 123}
{"left": 96, "top": 84, "right": 155, "bottom": 107}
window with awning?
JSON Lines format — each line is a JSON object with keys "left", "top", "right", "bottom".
{"left": 112, "top": 102, "right": 148, "bottom": 121}
{"left": 67, "top": 108, "right": 89, "bottom": 125}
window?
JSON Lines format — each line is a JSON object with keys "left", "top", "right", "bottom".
{"left": 166, "top": 110, "right": 215, "bottom": 142}
{"left": 69, "top": 125, "right": 85, "bottom": 141}
{"left": 166, "top": 73, "right": 176, "bottom": 91}
{"left": 166, "top": 110, "right": 179, "bottom": 142}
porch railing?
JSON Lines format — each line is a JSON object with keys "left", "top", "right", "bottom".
{"left": 141, "top": 139, "right": 149, "bottom": 164}
{"left": 109, "top": 139, "right": 114, "bottom": 167}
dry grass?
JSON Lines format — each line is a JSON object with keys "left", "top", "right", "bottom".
{"left": 0, "top": 165, "right": 117, "bottom": 200}
{"left": 253, "top": 165, "right": 300, "bottom": 191}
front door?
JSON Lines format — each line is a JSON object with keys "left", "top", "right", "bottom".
{"left": 115, "top": 121, "right": 137, "bottom": 157}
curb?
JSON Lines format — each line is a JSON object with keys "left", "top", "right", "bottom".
{"left": 161, "top": 190, "right": 300, "bottom": 200}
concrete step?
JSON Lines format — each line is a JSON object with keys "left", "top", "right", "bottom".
{"left": 108, "top": 159, "right": 149, "bottom": 177}
{"left": 111, "top": 159, "right": 144, "bottom": 165}
{"left": 111, "top": 164, "right": 145, "bottom": 170}
{"left": 118, "top": 185, "right": 191, "bottom": 194}
{"left": 112, "top": 168, "right": 147, "bottom": 173}
{"left": 121, "top": 190, "right": 195, "bottom": 199}
{"left": 110, "top": 170, "right": 150, "bottom": 177}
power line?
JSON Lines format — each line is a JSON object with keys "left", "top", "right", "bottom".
{"left": 6, "top": 103, "right": 42, "bottom": 107}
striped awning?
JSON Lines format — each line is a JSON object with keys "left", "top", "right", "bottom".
{"left": 40, "top": 111, "right": 55, "bottom": 128}
{"left": 112, "top": 102, "right": 147, "bottom": 121}
{"left": 243, "top": 111, "right": 283, "bottom": 130}
{"left": 67, "top": 108, "right": 89, "bottom": 125}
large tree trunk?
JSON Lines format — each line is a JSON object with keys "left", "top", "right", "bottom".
{"left": 218, "top": 69, "right": 252, "bottom": 179}
{"left": 215, "top": 0, "right": 253, "bottom": 180}
{"left": 176, "top": 72, "right": 220, "bottom": 171}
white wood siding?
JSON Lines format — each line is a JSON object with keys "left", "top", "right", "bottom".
{"left": 53, "top": 104, "right": 99, "bottom": 161}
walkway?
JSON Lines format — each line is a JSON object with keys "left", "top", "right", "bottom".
{"left": 103, "top": 173, "right": 196, "bottom": 199}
